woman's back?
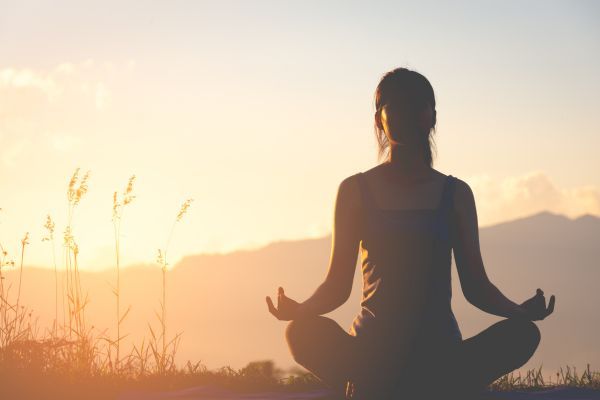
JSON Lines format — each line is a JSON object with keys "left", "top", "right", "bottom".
{"left": 350, "top": 167, "right": 462, "bottom": 361}
{"left": 273, "top": 67, "right": 549, "bottom": 400}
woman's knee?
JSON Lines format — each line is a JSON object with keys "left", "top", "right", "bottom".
{"left": 525, "top": 320, "right": 541, "bottom": 348}
{"left": 286, "top": 317, "right": 312, "bottom": 346}
{"left": 512, "top": 319, "right": 540, "bottom": 348}
{"left": 285, "top": 316, "right": 346, "bottom": 365}
{"left": 285, "top": 316, "right": 325, "bottom": 357}
{"left": 506, "top": 318, "right": 541, "bottom": 361}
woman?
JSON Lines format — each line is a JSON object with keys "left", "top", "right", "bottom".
{"left": 265, "top": 67, "right": 555, "bottom": 400}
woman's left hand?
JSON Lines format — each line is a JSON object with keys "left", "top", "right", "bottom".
{"left": 519, "top": 288, "right": 555, "bottom": 321}
{"left": 266, "top": 287, "right": 301, "bottom": 321}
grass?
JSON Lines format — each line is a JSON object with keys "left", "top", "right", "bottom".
{"left": 111, "top": 174, "right": 136, "bottom": 372}
{"left": 0, "top": 168, "right": 599, "bottom": 399}
{"left": 490, "top": 364, "right": 600, "bottom": 391}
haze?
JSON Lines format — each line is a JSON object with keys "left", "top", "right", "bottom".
{"left": 0, "top": 0, "right": 598, "bottom": 273}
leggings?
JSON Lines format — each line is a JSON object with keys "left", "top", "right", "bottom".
{"left": 285, "top": 316, "right": 541, "bottom": 399}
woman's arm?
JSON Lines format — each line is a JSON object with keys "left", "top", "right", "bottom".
{"left": 294, "top": 175, "right": 363, "bottom": 318}
{"left": 450, "top": 178, "right": 528, "bottom": 319}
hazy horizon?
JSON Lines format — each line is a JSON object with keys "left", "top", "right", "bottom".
{"left": 2, "top": 209, "right": 596, "bottom": 272}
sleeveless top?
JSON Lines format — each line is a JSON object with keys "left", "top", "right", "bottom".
{"left": 350, "top": 172, "right": 462, "bottom": 352}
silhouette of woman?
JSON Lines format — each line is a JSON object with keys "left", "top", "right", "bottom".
{"left": 266, "top": 67, "right": 555, "bottom": 400}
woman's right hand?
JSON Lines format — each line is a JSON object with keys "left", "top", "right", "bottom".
{"left": 518, "top": 288, "right": 556, "bottom": 321}
{"left": 266, "top": 287, "right": 301, "bottom": 321}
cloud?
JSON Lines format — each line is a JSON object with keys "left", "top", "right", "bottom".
{"left": 0, "top": 60, "right": 134, "bottom": 168}
{"left": 1, "top": 138, "right": 30, "bottom": 167}
{"left": 0, "top": 68, "right": 61, "bottom": 100}
{"left": 466, "top": 171, "right": 600, "bottom": 226}
{"left": 44, "top": 133, "right": 82, "bottom": 153}
{"left": 0, "top": 60, "right": 114, "bottom": 106}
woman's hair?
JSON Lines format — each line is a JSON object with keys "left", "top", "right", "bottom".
{"left": 373, "top": 67, "right": 438, "bottom": 166}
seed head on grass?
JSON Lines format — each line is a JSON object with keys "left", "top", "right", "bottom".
{"left": 68, "top": 168, "right": 90, "bottom": 207}
{"left": 156, "top": 249, "right": 166, "bottom": 272}
{"left": 113, "top": 175, "right": 137, "bottom": 221}
{"left": 63, "top": 226, "right": 74, "bottom": 248}
{"left": 42, "top": 215, "right": 55, "bottom": 242}
{"left": 21, "top": 231, "right": 30, "bottom": 247}
{"left": 112, "top": 192, "right": 118, "bottom": 220}
{"left": 176, "top": 198, "right": 193, "bottom": 222}
{"left": 68, "top": 168, "right": 80, "bottom": 200}
{"left": 0, "top": 245, "right": 15, "bottom": 268}
{"left": 123, "top": 175, "right": 136, "bottom": 205}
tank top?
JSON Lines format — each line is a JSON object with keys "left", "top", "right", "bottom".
{"left": 350, "top": 172, "right": 462, "bottom": 353}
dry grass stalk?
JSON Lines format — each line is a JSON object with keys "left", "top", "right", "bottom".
{"left": 42, "top": 214, "right": 58, "bottom": 336}
{"left": 111, "top": 174, "right": 136, "bottom": 372}
{"left": 150, "top": 198, "right": 193, "bottom": 375}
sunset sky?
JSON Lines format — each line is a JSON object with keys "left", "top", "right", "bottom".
{"left": 1, "top": 0, "right": 599, "bottom": 271}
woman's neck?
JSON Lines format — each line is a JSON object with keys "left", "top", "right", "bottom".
{"left": 385, "top": 144, "right": 431, "bottom": 179}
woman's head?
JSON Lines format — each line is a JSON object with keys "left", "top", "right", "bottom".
{"left": 373, "top": 67, "right": 437, "bottom": 166}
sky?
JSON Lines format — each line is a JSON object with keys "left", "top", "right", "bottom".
{"left": 1, "top": 0, "right": 599, "bottom": 271}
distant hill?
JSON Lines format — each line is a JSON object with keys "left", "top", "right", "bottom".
{"left": 5, "top": 211, "right": 599, "bottom": 375}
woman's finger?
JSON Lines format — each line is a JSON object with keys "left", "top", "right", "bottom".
{"left": 266, "top": 296, "right": 279, "bottom": 319}
{"left": 546, "top": 295, "right": 556, "bottom": 316}
{"left": 538, "top": 294, "right": 547, "bottom": 309}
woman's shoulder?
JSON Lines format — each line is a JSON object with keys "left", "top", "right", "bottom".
{"left": 447, "top": 175, "right": 477, "bottom": 218}
{"left": 358, "top": 164, "right": 385, "bottom": 179}
{"left": 336, "top": 172, "right": 365, "bottom": 212}
{"left": 431, "top": 171, "right": 473, "bottom": 207}
{"left": 447, "top": 175, "right": 473, "bottom": 199}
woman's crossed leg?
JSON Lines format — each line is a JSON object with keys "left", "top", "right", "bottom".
{"left": 443, "top": 317, "right": 541, "bottom": 396}
{"left": 286, "top": 315, "right": 359, "bottom": 397}
{"left": 285, "top": 315, "right": 541, "bottom": 399}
